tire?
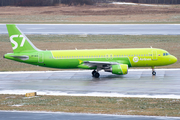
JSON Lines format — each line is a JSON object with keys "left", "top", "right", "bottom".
{"left": 152, "top": 71, "right": 156, "bottom": 76}
{"left": 94, "top": 72, "right": 100, "bottom": 78}
{"left": 92, "top": 70, "right": 96, "bottom": 76}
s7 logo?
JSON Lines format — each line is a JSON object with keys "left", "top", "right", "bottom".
{"left": 10, "top": 35, "right": 26, "bottom": 50}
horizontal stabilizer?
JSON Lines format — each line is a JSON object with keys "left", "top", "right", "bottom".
{"left": 10, "top": 55, "right": 29, "bottom": 60}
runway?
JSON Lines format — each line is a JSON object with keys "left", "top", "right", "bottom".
{"left": 0, "top": 24, "right": 180, "bottom": 35}
{"left": 0, "top": 111, "right": 179, "bottom": 120}
{"left": 1, "top": 69, "right": 180, "bottom": 98}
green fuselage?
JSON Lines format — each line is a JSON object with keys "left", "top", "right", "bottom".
{"left": 4, "top": 48, "right": 177, "bottom": 69}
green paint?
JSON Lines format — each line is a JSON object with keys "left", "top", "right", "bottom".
{"left": 4, "top": 24, "right": 177, "bottom": 77}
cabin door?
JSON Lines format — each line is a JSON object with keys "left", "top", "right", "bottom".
{"left": 38, "top": 53, "right": 44, "bottom": 63}
{"left": 152, "top": 50, "right": 157, "bottom": 61}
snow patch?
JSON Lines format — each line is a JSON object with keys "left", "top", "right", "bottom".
{"left": 1, "top": 90, "right": 180, "bottom": 99}
{"left": 112, "top": 2, "right": 170, "bottom": 7}
{"left": 11, "top": 104, "right": 23, "bottom": 107}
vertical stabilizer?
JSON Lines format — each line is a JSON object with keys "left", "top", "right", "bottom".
{"left": 6, "top": 24, "right": 41, "bottom": 53}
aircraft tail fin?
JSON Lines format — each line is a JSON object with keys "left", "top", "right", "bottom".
{"left": 6, "top": 24, "right": 41, "bottom": 53}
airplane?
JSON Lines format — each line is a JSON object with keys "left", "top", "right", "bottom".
{"left": 3, "top": 24, "right": 177, "bottom": 78}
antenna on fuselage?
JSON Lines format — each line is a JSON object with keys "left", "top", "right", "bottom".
{"left": 150, "top": 46, "right": 152, "bottom": 48}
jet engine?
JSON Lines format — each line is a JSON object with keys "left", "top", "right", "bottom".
{"left": 104, "top": 64, "right": 128, "bottom": 75}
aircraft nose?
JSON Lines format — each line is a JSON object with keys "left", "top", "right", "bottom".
{"left": 171, "top": 55, "right": 177, "bottom": 63}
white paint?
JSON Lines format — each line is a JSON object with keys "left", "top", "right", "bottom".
{"left": 133, "top": 57, "right": 139, "bottom": 63}
{"left": 10, "top": 35, "right": 26, "bottom": 50}
{"left": 10, "top": 35, "right": 18, "bottom": 50}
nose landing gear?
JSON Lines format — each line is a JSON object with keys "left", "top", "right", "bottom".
{"left": 152, "top": 67, "right": 156, "bottom": 76}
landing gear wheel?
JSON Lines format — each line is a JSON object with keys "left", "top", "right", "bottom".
{"left": 92, "top": 70, "right": 100, "bottom": 78}
{"left": 152, "top": 71, "right": 156, "bottom": 76}
{"left": 92, "top": 70, "right": 96, "bottom": 76}
{"left": 151, "top": 67, "right": 156, "bottom": 76}
{"left": 94, "top": 72, "right": 100, "bottom": 78}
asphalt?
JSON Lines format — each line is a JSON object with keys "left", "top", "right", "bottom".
{"left": 1, "top": 69, "right": 180, "bottom": 119}
{"left": 0, "top": 69, "right": 180, "bottom": 98}
{"left": 0, "top": 24, "right": 180, "bottom": 35}
{"left": 0, "top": 111, "right": 179, "bottom": 120}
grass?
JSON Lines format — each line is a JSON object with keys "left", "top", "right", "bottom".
{"left": 1, "top": 22, "right": 180, "bottom": 24}
{"left": 0, "top": 94, "right": 180, "bottom": 117}
{"left": 1, "top": 14, "right": 180, "bottom": 24}
{"left": 0, "top": 34, "right": 180, "bottom": 71}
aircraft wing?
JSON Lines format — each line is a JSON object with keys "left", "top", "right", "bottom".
{"left": 79, "top": 60, "right": 120, "bottom": 70}
{"left": 83, "top": 61, "right": 118, "bottom": 66}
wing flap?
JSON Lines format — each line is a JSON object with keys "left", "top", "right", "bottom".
{"left": 78, "top": 60, "right": 120, "bottom": 70}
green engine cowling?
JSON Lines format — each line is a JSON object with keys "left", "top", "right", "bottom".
{"left": 111, "top": 64, "right": 128, "bottom": 75}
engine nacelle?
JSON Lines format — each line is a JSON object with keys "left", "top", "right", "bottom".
{"left": 105, "top": 64, "right": 128, "bottom": 75}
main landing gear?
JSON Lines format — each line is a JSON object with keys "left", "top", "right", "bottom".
{"left": 92, "top": 70, "right": 100, "bottom": 78}
{"left": 152, "top": 67, "right": 156, "bottom": 76}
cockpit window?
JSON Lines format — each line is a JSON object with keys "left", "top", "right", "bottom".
{"left": 163, "top": 53, "right": 170, "bottom": 56}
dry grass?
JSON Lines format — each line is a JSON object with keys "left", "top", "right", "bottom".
{"left": 0, "top": 4, "right": 180, "bottom": 23}
{"left": 0, "top": 34, "right": 180, "bottom": 71}
{"left": 0, "top": 94, "right": 180, "bottom": 117}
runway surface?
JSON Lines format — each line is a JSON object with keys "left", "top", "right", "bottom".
{"left": 0, "top": 69, "right": 180, "bottom": 98}
{"left": 0, "top": 24, "right": 180, "bottom": 35}
{"left": 0, "top": 111, "right": 179, "bottom": 120}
